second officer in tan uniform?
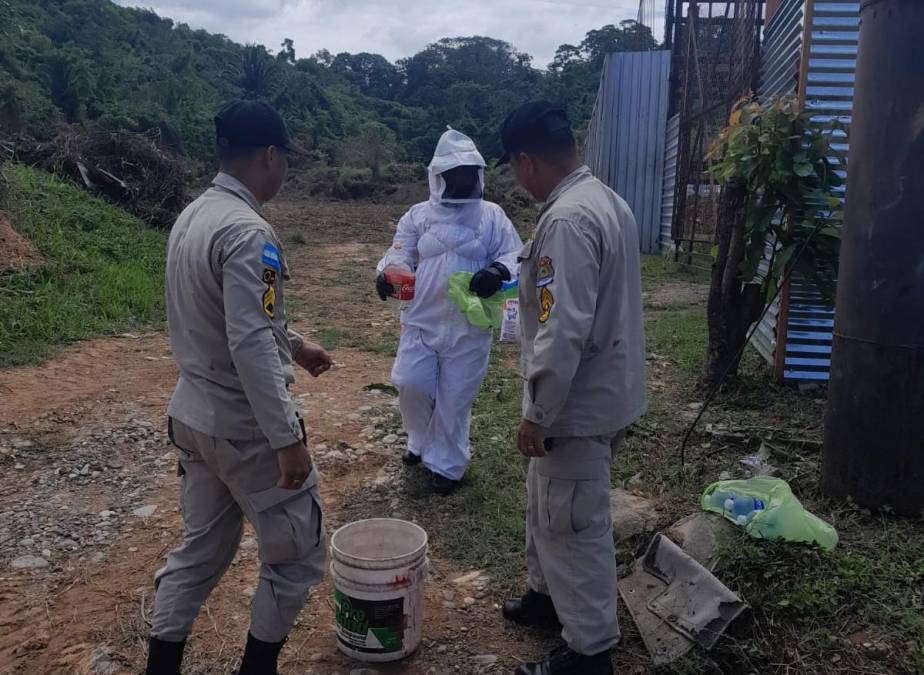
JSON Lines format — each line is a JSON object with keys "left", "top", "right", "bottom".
{"left": 146, "top": 101, "right": 332, "bottom": 675}
{"left": 498, "top": 101, "right": 647, "bottom": 675}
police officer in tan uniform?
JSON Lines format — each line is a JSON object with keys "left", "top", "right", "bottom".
{"left": 498, "top": 102, "right": 647, "bottom": 675}
{"left": 146, "top": 101, "right": 332, "bottom": 675}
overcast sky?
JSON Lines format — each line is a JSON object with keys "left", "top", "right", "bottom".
{"left": 112, "top": 0, "right": 661, "bottom": 69}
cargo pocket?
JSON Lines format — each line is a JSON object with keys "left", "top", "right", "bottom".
{"left": 569, "top": 478, "right": 611, "bottom": 538}
{"left": 247, "top": 471, "right": 321, "bottom": 565}
{"left": 542, "top": 477, "right": 577, "bottom": 535}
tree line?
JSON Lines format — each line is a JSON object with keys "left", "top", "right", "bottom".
{"left": 0, "top": 0, "right": 657, "bottom": 173}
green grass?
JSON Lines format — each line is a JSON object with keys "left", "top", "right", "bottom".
{"left": 640, "top": 253, "right": 710, "bottom": 290}
{"left": 442, "top": 345, "right": 528, "bottom": 589}
{"left": 646, "top": 308, "right": 709, "bottom": 380}
{"left": 0, "top": 164, "right": 167, "bottom": 366}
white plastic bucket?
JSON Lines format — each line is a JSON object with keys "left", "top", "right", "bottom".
{"left": 330, "top": 518, "right": 429, "bottom": 662}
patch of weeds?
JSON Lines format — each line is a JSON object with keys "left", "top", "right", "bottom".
{"left": 428, "top": 342, "right": 528, "bottom": 590}
{"left": 0, "top": 164, "right": 167, "bottom": 366}
{"left": 316, "top": 327, "right": 344, "bottom": 351}
{"left": 711, "top": 522, "right": 924, "bottom": 674}
{"left": 287, "top": 231, "right": 307, "bottom": 246}
{"left": 640, "top": 254, "right": 709, "bottom": 290}
{"left": 363, "top": 382, "right": 399, "bottom": 396}
{"left": 646, "top": 308, "right": 708, "bottom": 381}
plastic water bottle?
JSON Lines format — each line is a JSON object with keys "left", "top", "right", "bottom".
{"left": 730, "top": 495, "right": 765, "bottom": 525}
{"left": 709, "top": 490, "right": 765, "bottom": 525}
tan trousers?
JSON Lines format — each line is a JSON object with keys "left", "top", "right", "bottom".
{"left": 151, "top": 418, "right": 326, "bottom": 643}
{"left": 526, "top": 433, "right": 623, "bottom": 655}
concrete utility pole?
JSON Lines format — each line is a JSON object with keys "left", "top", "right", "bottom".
{"left": 822, "top": 0, "right": 924, "bottom": 515}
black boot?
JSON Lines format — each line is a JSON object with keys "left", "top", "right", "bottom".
{"left": 145, "top": 637, "right": 186, "bottom": 675}
{"left": 238, "top": 633, "right": 285, "bottom": 675}
{"left": 402, "top": 450, "right": 422, "bottom": 466}
{"left": 514, "top": 644, "right": 613, "bottom": 675}
{"left": 502, "top": 589, "right": 560, "bottom": 628}
{"left": 430, "top": 472, "right": 460, "bottom": 495}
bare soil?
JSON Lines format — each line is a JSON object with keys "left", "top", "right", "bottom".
{"left": 0, "top": 212, "right": 43, "bottom": 273}
{"left": 0, "top": 197, "right": 551, "bottom": 674}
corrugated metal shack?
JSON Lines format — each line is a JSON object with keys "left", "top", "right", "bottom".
{"left": 585, "top": 50, "right": 672, "bottom": 253}
{"left": 753, "top": 0, "right": 858, "bottom": 382}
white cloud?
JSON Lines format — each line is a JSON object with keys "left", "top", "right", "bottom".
{"left": 113, "top": 0, "right": 661, "bottom": 67}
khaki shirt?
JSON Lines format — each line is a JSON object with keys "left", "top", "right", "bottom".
{"left": 166, "top": 173, "right": 303, "bottom": 450}
{"left": 519, "top": 166, "right": 647, "bottom": 437}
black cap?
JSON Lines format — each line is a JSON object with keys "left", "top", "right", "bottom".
{"left": 497, "top": 100, "right": 572, "bottom": 164}
{"left": 214, "top": 100, "right": 305, "bottom": 154}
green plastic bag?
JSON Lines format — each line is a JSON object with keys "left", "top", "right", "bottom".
{"left": 701, "top": 476, "right": 838, "bottom": 551}
{"left": 447, "top": 272, "right": 518, "bottom": 330}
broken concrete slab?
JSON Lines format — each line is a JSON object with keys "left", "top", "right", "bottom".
{"left": 666, "top": 512, "right": 736, "bottom": 571}
{"left": 618, "top": 534, "right": 746, "bottom": 665}
{"left": 610, "top": 488, "right": 658, "bottom": 542}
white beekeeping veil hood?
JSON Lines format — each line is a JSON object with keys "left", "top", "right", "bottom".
{"left": 428, "top": 127, "right": 486, "bottom": 204}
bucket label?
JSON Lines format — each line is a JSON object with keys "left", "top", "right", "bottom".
{"left": 335, "top": 589, "right": 404, "bottom": 654}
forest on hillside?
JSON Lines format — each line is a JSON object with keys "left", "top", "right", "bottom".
{"left": 0, "top": 0, "right": 657, "bottom": 173}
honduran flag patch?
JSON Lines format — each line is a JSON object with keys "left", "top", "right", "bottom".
{"left": 261, "top": 243, "right": 282, "bottom": 271}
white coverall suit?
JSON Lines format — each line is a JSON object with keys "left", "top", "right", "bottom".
{"left": 378, "top": 130, "right": 522, "bottom": 481}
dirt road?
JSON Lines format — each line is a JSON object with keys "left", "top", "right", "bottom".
{"left": 0, "top": 197, "right": 553, "bottom": 674}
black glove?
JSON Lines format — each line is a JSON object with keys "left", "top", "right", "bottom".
{"left": 469, "top": 262, "right": 510, "bottom": 299}
{"left": 376, "top": 273, "right": 394, "bottom": 301}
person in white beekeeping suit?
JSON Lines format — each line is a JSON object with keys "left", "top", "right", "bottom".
{"left": 375, "top": 128, "right": 523, "bottom": 494}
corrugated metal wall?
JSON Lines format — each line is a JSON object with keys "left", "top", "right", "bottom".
{"left": 753, "top": 0, "right": 859, "bottom": 381}
{"left": 782, "top": 0, "right": 857, "bottom": 381}
{"left": 752, "top": 0, "right": 805, "bottom": 366}
{"left": 585, "top": 50, "right": 672, "bottom": 253}
{"left": 660, "top": 114, "right": 680, "bottom": 253}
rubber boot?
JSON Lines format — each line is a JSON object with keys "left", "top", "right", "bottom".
{"left": 145, "top": 637, "right": 186, "bottom": 675}
{"left": 502, "top": 589, "right": 560, "bottom": 628}
{"left": 514, "top": 644, "right": 613, "bottom": 675}
{"left": 238, "top": 632, "right": 285, "bottom": 675}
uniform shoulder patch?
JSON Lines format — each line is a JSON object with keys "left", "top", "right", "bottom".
{"left": 539, "top": 286, "right": 554, "bottom": 323}
{"left": 261, "top": 243, "right": 282, "bottom": 271}
{"left": 262, "top": 285, "right": 277, "bottom": 318}
{"left": 262, "top": 268, "right": 277, "bottom": 286}
{"left": 536, "top": 256, "right": 555, "bottom": 287}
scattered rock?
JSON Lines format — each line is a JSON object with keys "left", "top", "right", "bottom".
{"left": 610, "top": 489, "right": 658, "bottom": 542}
{"left": 11, "top": 438, "right": 34, "bottom": 450}
{"left": 18, "top": 537, "right": 34, "bottom": 547}
{"left": 91, "top": 552, "right": 106, "bottom": 564}
{"left": 243, "top": 586, "right": 256, "bottom": 598}
{"left": 13, "top": 463, "right": 24, "bottom": 470}
{"left": 437, "top": 644, "right": 448, "bottom": 654}
{"left": 240, "top": 536, "right": 258, "bottom": 550}
{"left": 451, "top": 570, "right": 484, "bottom": 586}
{"left": 472, "top": 655, "right": 498, "bottom": 666}
{"left": 382, "top": 434, "right": 399, "bottom": 444}
{"left": 132, "top": 505, "right": 158, "bottom": 518}
{"left": 89, "top": 647, "right": 117, "bottom": 674}
{"left": 665, "top": 512, "right": 735, "bottom": 570}
{"left": 11, "top": 554, "right": 49, "bottom": 569}
{"left": 463, "top": 597, "right": 476, "bottom": 606}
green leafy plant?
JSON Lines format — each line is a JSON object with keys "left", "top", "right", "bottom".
{"left": 707, "top": 96, "right": 845, "bottom": 300}
{"left": 702, "top": 96, "right": 844, "bottom": 385}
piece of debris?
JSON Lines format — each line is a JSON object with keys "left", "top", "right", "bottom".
{"left": 618, "top": 534, "right": 746, "bottom": 665}
{"left": 471, "top": 654, "right": 498, "bottom": 666}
